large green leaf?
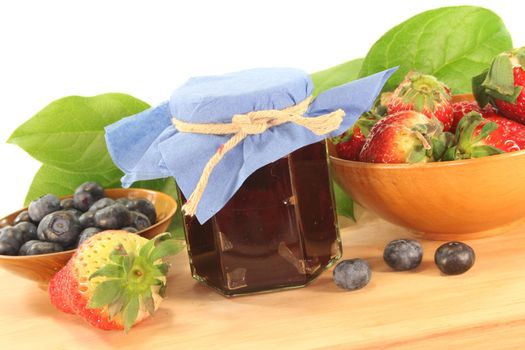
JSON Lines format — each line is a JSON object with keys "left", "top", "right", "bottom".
{"left": 311, "top": 58, "right": 364, "bottom": 97}
{"left": 333, "top": 182, "right": 355, "bottom": 221}
{"left": 359, "top": 6, "right": 513, "bottom": 93}
{"left": 8, "top": 93, "right": 150, "bottom": 172}
{"left": 24, "top": 164, "right": 123, "bottom": 205}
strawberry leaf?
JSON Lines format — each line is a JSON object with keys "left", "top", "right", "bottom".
{"left": 88, "top": 279, "right": 124, "bottom": 309}
{"left": 149, "top": 240, "right": 183, "bottom": 261}
{"left": 142, "top": 288, "right": 156, "bottom": 316}
{"left": 90, "top": 264, "right": 124, "bottom": 280}
{"left": 477, "top": 121, "right": 499, "bottom": 141}
{"left": 123, "top": 296, "right": 140, "bottom": 333}
{"left": 471, "top": 145, "right": 505, "bottom": 158}
{"left": 482, "top": 53, "right": 516, "bottom": 97}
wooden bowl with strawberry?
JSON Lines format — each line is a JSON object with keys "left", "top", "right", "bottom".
{"left": 0, "top": 187, "right": 178, "bottom": 287}
{"left": 330, "top": 65, "right": 525, "bottom": 241}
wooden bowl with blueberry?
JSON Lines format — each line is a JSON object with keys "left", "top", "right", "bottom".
{"left": 0, "top": 182, "right": 178, "bottom": 286}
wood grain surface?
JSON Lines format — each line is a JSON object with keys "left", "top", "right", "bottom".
{"left": 1, "top": 210, "right": 525, "bottom": 350}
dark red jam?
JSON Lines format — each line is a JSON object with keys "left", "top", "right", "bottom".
{"left": 181, "top": 141, "right": 341, "bottom": 296}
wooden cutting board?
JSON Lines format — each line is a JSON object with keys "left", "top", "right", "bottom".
{"left": 1, "top": 211, "right": 525, "bottom": 350}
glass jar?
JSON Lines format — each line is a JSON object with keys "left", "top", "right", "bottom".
{"left": 180, "top": 140, "right": 341, "bottom": 296}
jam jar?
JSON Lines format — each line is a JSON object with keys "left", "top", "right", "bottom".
{"left": 180, "top": 140, "right": 341, "bottom": 296}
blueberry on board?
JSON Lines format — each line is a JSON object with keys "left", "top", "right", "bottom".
{"left": 79, "top": 211, "right": 97, "bottom": 228}
{"left": 73, "top": 182, "right": 105, "bottom": 212}
{"left": 127, "top": 199, "right": 156, "bottom": 224}
{"left": 333, "top": 258, "right": 371, "bottom": 291}
{"left": 89, "top": 197, "right": 115, "bottom": 212}
{"left": 383, "top": 239, "right": 423, "bottom": 271}
{"left": 435, "top": 242, "right": 475, "bottom": 275}
{"left": 60, "top": 198, "right": 75, "bottom": 210}
{"left": 77, "top": 227, "right": 102, "bottom": 246}
{"left": 95, "top": 204, "right": 131, "bottom": 229}
{"left": 28, "top": 194, "right": 61, "bottom": 222}
{"left": 37, "top": 211, "right": 82, "bottom": 246}
{"left": 19, "top": 240, "right": 64, "bottom": 255}
{"left": 14, "top": 222, "right": 38, "bottom": 242}
{"left": 130, "top": 211, "right": 151, "bottom": 231}
{"left": 0, "top": 241, "right": 19, "bottom": 255}
{"left": 122, "top": 226, "right": 138, "bottom": 233}
{"left": 13, "top": 210, "right": 31, "bottom": 225}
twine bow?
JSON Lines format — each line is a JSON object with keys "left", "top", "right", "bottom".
{"left": 172, "top": 95, "right": 345, "bottom": 217}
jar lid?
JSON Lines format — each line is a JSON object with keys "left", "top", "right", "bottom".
{"left": 105, "top": 67, "right": 396, "bottom": 223}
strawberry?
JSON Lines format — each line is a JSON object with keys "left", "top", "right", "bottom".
{"left": 473, "top": 47, "right": 525, "bottom": 124}
{"left": 387, "top": 72, "right": 453, "bottom": 130}
{"left": 359, "top": 110, "right": 453, "bottom": 164}
{"left": 332, "top": 113, "right": 381, "bottom": 161}
{"left": 444, "top": 112, "right": 525, "bottom": 160}
{"left": 48, "top": 231, "right": 181, "bottom": 332}
{"left": 451, "top": 99, "right": 495, "bottom": 132}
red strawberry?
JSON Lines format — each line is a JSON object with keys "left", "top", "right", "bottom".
{"left": 359, "top": 110, "right": 453, "bottom": 164}
{"left": 451, "top": 99, "right": 496, "bottom": 132}
{"left": 444, "top": 112, "right": 525, "bottom": 160}
{"left": 48, "top": 231, "right": 181, "bottom": 332}
{"left": 333, "top": 113, "right": 381, "bottom": 161}
{"left": 473, "top": 47, "right": 525, "bottom": 124}
{"left": 387, "top": 72, "right": 453, "bottom": 130}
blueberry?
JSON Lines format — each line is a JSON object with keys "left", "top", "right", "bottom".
{"left": 383, "top": 239, "right": 423, "bottom": 271}
{"left": 77, "top": 227, "right": 102, "bottom": 246}
{"left": 333, "top": 258, "right": 371, "bottom": 291}
{"left": 122, "top": 226, "right": 138, "bottom": 233}
{"left": 116, "top": 197, "right": 132, "bottom": 207}
{"left": 79, "top": 211, "right": 97, "bottom": 228}
{"left": 73, "top": 182, "right": 104, "bottom": 212}
{"left": 127, "top": 199, "right": 156, "bottom": 224}
{"left": 89, "top": 197, "right": 115, "bottom": 212}
{"left": 37, "top": 211, "right": 82, "bottom": 246}
{"left": 0, "top": 241, "right": 19, "bottom": 255}
{"left": 0, "top": 226, "right": 25, "bottom": 245}
{"left": 60, "top": 198, "right": 75, "bottom": 210}
{"left": 14, "top": 222, "right": 38, "bottom": 242}
{"left": 95, "top": 204, "right": 131, "bottom": 229}
{"left": 129, "top": 211, "right": 151, "bottom": 231}
{"left": 66, "top": 209, "right": 83, "bottom": 219}
{"left": 435, "top": 242, "right": 475, "bottom": 275}
{"left": 0, "top": 218, "right": 9, "bottom": 229}
{"left": 13, "top": 210, "right": 31, "bottom": 225}
{"left": 19, "top": 240, "right": 64, "bottom": 255}
{"left": 28, "top": 194, "right": 61, "bottom": 222}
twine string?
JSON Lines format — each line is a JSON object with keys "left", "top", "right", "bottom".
{"left": 172, "top": 95, "right": 345, "bottom": 217}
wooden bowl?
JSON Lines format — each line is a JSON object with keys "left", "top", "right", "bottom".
{"left": 0, "top": 188, "right": 178, "bottom": 286}
{"left": 329, "top": 95, "right": 525, "bottom": 241}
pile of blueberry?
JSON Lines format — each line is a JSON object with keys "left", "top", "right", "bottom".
{"left": 333, "top": 239, "right": 476, "bottom": 291}
{"left": 0, "top": 182, "right": 157, "bottom": 256}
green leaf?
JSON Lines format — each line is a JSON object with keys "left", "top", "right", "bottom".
{"left": 359, "top": 6, "right": 513, "bottom": 94}
{"left": 149, "top": 240, "right": 184, "bottom": 261}
{"left": 88, "top": 279, "right": 123, "bottom": 309}
{"left": 471, "top": 145, "right": 505, "bottom": 157}
{"left": 24, "top": 164, "right": 123, "bottom": 206}
{"left": 122, "top": 296, "right": 140, "bottom": 333}
{"left": 407, "top": 145, "right": 427, "bottom": 163}
{"left": 482, "top": 53, "right": 516, "bottom": 96}
{"left": 333, "top": 182, "right": 354, "bottom": 221}
{"left": 90, "top": 264, "right": 124, "bottom": 280}
{"left": 8, "top": 93, "right": 150, "bottom": 172}
{"left": 472, "top": 70, "right": 491, "bottom": 107}
{"left": 142, "top": 288, "right": 156, "bottom": 316}
{"left": 477, "top": 121, "right": 499, "bottom": 140}
{"left": 311, "top": 58, "right": 364, "bottom": 97}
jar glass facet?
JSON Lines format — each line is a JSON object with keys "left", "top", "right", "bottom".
{"left": 181, "top": 140, "right": 341, "bottom": 296}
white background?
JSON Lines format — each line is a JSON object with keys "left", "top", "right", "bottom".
{"left": 0, "top": 0, "right": 523, "bottom": 216}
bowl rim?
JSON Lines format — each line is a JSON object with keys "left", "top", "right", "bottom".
{"left": 0, "top": 187, "right": 178, "bottom": 260}
{"left": 329, "top": 148, "right": 525, "bottom": 169}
